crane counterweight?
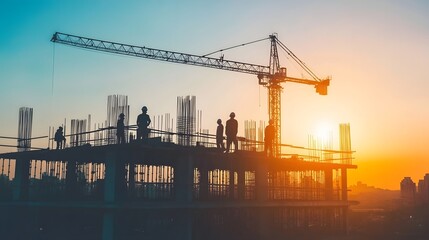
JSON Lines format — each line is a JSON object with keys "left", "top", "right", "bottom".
{"left": 316, "top": 79, "right": 330, "bottom": 95}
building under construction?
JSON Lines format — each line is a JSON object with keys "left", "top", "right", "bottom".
{"left": 0, "top": 33, "right": 355, "bottom": 239}
{"left": 0, "top": 102, "right": 356, "bottom": 240}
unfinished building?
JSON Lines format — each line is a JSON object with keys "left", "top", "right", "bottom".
{"left": 0, "top": 117, "right": 355, "bottom": 240}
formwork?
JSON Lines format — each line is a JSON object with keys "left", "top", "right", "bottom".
{"left": 0, "top": 137, "right": 356, "bottom": 240}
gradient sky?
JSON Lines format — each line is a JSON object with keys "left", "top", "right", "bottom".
{"left": 1, "top": 0, "right": 428, "bottom": 190}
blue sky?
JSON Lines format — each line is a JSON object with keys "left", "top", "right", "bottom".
{"left": 1, "top": 0, "right": 429, "bottom": 189}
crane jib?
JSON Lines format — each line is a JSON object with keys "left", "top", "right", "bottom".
{"left": 51, "top": 32, "right": 271, "bottom": 76}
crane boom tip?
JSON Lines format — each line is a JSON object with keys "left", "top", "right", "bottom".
{"left": 51, "top": 32, "right": 59, "bottom": 42}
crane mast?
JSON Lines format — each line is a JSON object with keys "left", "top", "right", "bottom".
{"left": 268, "top": 34, "right": 283, "bottom": 157}
{"left": 51, "top": 32, "right": 330, "bottom": 157}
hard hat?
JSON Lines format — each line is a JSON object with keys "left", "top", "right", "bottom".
{"left": 142, "top": 106, "right": 148, "bottom": 111}
{"left": 230, "top": 112, "right": 235, "bottom": 118}
{"left": 217, "top": 119, "right": 222, "bottom": 124}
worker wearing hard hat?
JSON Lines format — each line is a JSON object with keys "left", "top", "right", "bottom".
{"left": 136, "top": 106, "right": 151, "bottom": 140}
{"left": 116, "top": 113, "right": 126, "bottom": 144}
{"left": 54, "top": 126, "right": 66, "bottom": 150}
{"left": 216, "top": 119, "right": 225, "bottom": 150}
{"left": 225, "top": 112, "right": 238, "bottom": 153}
{"left": 264, "top": 119, "right": 275, "bottom": 157}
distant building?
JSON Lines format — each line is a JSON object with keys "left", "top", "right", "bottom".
{"left": 400, "top": 177, "right": 416, "bottom": 205}
{"left": 417, "top": 174, "right": 429, "bottom": 204}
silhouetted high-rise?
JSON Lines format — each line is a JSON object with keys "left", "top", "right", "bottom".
{"left": 416, "top": 174, "right": 429, "bottom": 204}
{"left": 400, "top": 177, "right": 416, "bottom": 205}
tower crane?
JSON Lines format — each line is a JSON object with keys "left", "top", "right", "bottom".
{"left": 51, "top": 32, "right": 330, "bottom": 157}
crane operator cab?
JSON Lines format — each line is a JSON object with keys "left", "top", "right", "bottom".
{"left": 278, "top": 67, "right": 287, "bottom": 78}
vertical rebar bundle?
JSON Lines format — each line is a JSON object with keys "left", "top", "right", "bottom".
{"left": 165, "top": 113, "right": 173, "bottom": 142}
{"left": 107, "top": 95, "right": 129, "bottom": 144}
{"left": 70, "top": 119, "right": 87, "bottom": 147}
{"left": 197, "top": 110, "right": 202, "bottom": 144}
{"left": 132, "top": 164, "right": 174, "bottom": 200}
{"left": 176, "top": 96, "right": 196, "bottom": 146}
{"left": 17, "top": 107, "right": 33, "bottom": 152}
{"left": 244, "top": 120, "right": 257, "bottom": 151}
{"left": 308, "top": 131, "right": 333, "bottom": 162}
{"left": 339, "top": 123, "right": 352, "bottom": 164}
{"left": 258, "top": 121, "right": 265, "bottom": 152}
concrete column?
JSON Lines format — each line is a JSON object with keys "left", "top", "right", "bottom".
{"left": 237, "top": 169, "right": 245, "bottom": 200}
{"left": 342, "top": 206, "right": 349, "bottom": 234}
{"left": 176, "top": 210, "right": 193, "bottom": 240}
{"left": 102, "top": 210, "right": 116, "bottom": 240}
{"left": 341, "top": 168, "right": 348, "bottom": 201}
{"left": 65, "top": 160, "right": 77, "bottom": 199}
{"left": 199, "top": 167, "right": 208, "bottom": 200}
{"left": 104, "top": 150, "right": 126, "bottom": 202}
{"left": 258, "top": 208, "right": 272, "bottom": 239}
{"left": 229, "top": 170, "right": 235, "bottom": 200}
{"left": 13, "top": 158, "right": 30, "bottom": 201}
{"left": 102, "top": 150, "right": 127, "bottom": 240}
{"left": 175, "top": 154, "right": 194, "bottom": 202}
{"left": 104, "top": 151, "right": 118, "bottom": 202}
{"left": 256, "top": 163, "right": 268, "bottom": 202}
{"left": 128, "top": 162, "right": 135, "bottom": 196}
{"left": 324, "top": 168, "right": 333, "bottom": 200}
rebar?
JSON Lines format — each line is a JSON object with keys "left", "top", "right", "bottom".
{"left": 176, "top": 96, "right": 196, "bottom": 146}
{"left": 17, "top": 107, "right": 33, "bottom": 152}
{"left": 107, "top": 95, "right": 129, "bottom": 144}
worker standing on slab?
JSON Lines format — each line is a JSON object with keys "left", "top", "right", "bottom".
{"left": 116, "top": 113, "right": 126, "bottom": 144}
{"left": 216, "top": 119, "right": 225, "bottom": 150}
{"left": 137, "top": 106, "right": 151, "bottom": 140}
{"left": 264, "top": 119, "right": 275, "bottom": 157}
{"left": 54, "top": 126, "right": 66, "bottom": 150}
{"left": 225, "top": 112, "right": 238, "bottom": 153}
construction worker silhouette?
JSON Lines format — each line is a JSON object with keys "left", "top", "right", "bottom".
{"left": 264, "top": 119, "right": 275, "bottom": 157}
{"left": 54, "top": 126, "right": 66, "bottom": 150}
{"left": 137, "top": 106, "right": 151, "bottom": 140}
{"left": 216, "top": 119, "right": 225, "bottom": 150}
{"left": 225, "top": 112, "right": 238, "bottom": 153}
{"left": 116, "top": 113, "right": 126, "bottom": 144}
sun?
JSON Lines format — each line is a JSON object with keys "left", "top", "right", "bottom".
{"left": 314, "top": 123, "right": 333, "bottom": 143}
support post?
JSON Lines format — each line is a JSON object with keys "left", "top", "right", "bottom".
{"left": 102, "top": 210, "right": 116, "bottom": 240}
{"left": 199, "top": 167, "right": 208, "bottom": 201}
{"left": 65, "top": 160, "right": 77, "bottom": 199}
{"left": 13, "top": 158, "right": 30, "bottom": 201}
{"left": 341, "top": 168, "right": 348, "bottom": 201}
{"left": 173, "top": 154, "right": 193, "bottom": 240}
{"left": 128, "top": 161, "right": 135, "bottom": 197}
{"left": 175, "top": 154, "right": 193, "bottom": 203}
{"left": 104, "top": 150, "right": 126, "bottom": 202}
{"left": 256, "top": 163, "right": 268, "bottom": 202}
{"left": 176, "top": 209, "right": 193, "bottom": 240}
{"left": 258, "top": 208, "right": 272, "bottom": 239}
{"left": 229, "top": 170, "right": 235, "bottom": 200}
{"left": 102, "top": 150, "right": 126, "bottom": 240}
{"left": 325, "top": 168, "right": 333, "bottom": 200}
{"left": 237, "top": 169, "right": 245, "bottom": 200}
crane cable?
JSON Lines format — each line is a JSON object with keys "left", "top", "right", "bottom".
{"left": 275, "top": 38, "right": 321, "bottom": 82}
{"left": 202, "top": 37, "right": 269, "bottom": 57}
{"left": 51, "top": 43, "right": 55, "bottom": 96}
